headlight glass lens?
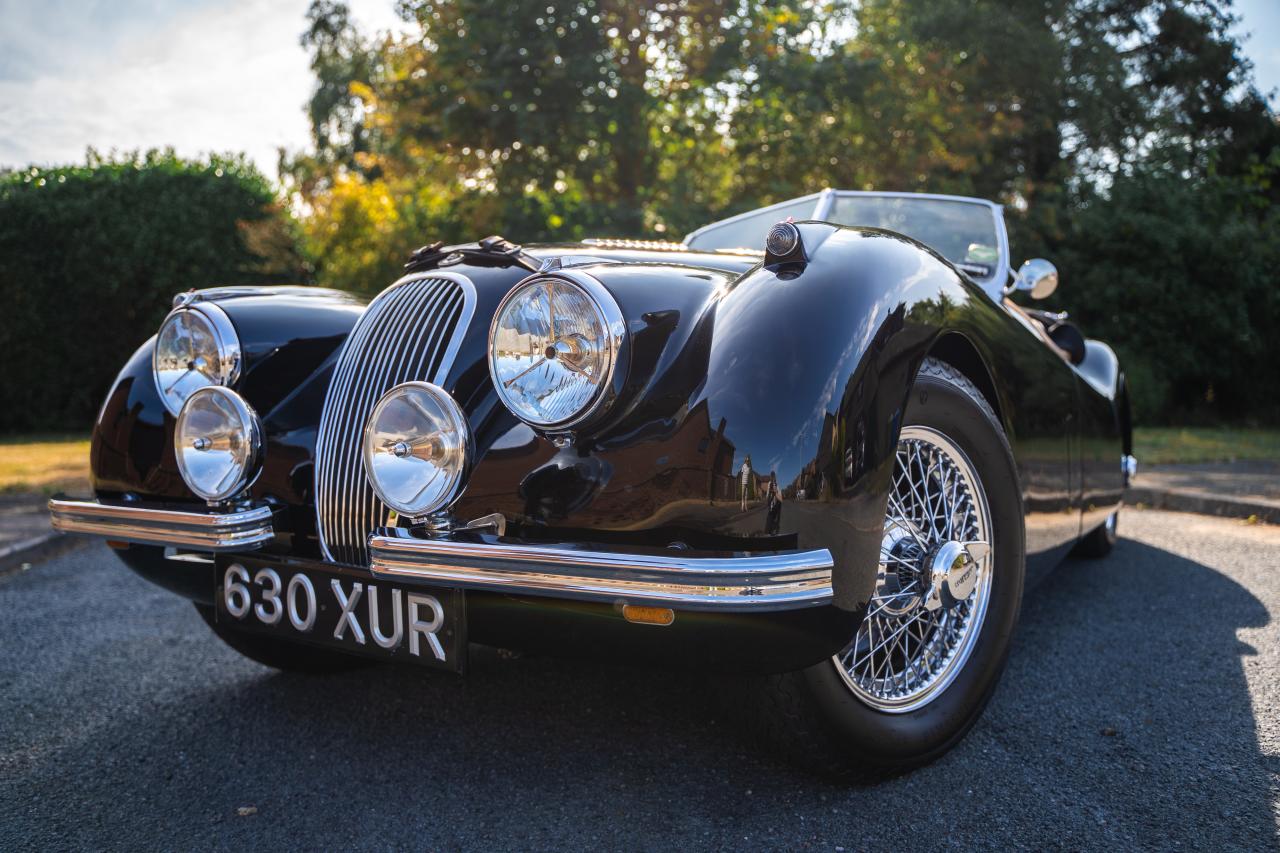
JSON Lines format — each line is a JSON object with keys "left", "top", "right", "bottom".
{"left": 362, "top": 382, "right": 469, "bottom": 518}
{"left": 174, "top": 387, "right": 261, "bottom": 502}
{"left": 489, "top": 276, "right": 618, "bottom": 427}
{"left": 153, "top": 304, "right": 241, "bottom": 416}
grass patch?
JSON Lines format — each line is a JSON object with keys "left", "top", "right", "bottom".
{"left": 0, "top": 433, "right": 91, "bottom": 495}
{"left": 1134, "top": 427, "right": 1280, "bottom": 465}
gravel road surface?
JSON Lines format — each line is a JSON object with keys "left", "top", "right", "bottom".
{"left": 2, "top": 509, "right": 1278, "bottom": 850}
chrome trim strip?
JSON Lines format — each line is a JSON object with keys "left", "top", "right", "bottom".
{"left": 48, "top": 497, "right": 274, "bottom": 551}
{"left": 368, "top": 530, "right": 835, "bottom": 611}
{"left": 812, "top": 187, "right": 837, "bottom": 221}
{"left": 430, "top": 275, "right": 477, "bottom": 387}
{"left": 580, "top": 238, "right": 691, "bottom": 251}
{"left": 684, "top": 188, "right": 1011, "bottom": 300}
{"left": 682, "top": 190, "right": 825, "bottom": 245}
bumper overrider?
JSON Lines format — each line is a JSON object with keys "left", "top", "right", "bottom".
{"left": 47, "top": 497, "right": 834, "bottom": 612}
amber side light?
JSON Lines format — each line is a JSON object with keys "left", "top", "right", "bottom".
{"left": 622, "top": 605, "right": 675, "bottom": 626}
{"left": 105, "top": 540, "right": 130, "bottom": 550}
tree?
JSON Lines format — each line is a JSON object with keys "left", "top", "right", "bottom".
{"left": 287, "top": 0, "right": 1278, "bottom": 422}
{"left": 283, "top": 0, "right": 382, "bottom": 197}
{"left": 1047, "top": 156, "right": 1280, "bottom": 421}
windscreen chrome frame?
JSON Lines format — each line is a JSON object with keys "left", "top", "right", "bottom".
{"left": 684, "top": 189, "right": 1011, "bottom": 302}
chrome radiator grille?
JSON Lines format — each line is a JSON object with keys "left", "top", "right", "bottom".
{"left": 314, "top": 273, "right": 475, "bottom": 566}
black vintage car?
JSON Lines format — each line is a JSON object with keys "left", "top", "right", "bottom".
{"left": 51, "top": 189, "right": 1134, "bottom": 778}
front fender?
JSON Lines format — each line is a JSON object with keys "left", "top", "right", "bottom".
{"left": 90, "top": 288, "right": 367, "bottom": 510}
{"left": 457, "top": 224, "right": 1018, "bottom": 617}
{"left": 685, "top": 223, "right": 990, "bottom": 610}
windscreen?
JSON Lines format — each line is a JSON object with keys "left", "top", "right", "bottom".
{"left": 685, "top": 197, "right": 819, "bottom": 252}
{"left": 826, "top": 195, "right": 1001, "bottom": 280}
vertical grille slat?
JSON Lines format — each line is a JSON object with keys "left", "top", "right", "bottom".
{"left": 338, "top": 278, "right": 445, "bottom": 558}
{"left": 419, "top": 293, "right": 463, "bottom": 380}
{"left": 314, "top": 273, "right": 475, "bottom": 565}
{"left": 333, "top": 280, "right": 427, "bottom": 556}
{"left": 323, "top": 284, "right": 405, "bottom": 560}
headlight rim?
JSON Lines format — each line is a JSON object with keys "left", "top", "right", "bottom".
{"left": 152, "top": 300, "right": 243, "bottom": 417}
{"left": 486, "top": 270, "right": 627, "bottom": 431}
{"left": 173, "top": 385, "right": 262, "bottom": 504}
{"left": 361, "top": 380, "right": 472, "bottom": 520}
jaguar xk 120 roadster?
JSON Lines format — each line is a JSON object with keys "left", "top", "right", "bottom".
{"left": 51, "top": 189, "right": 1134, "bottom": 778}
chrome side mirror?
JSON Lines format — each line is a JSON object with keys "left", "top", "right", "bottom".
{"left": 1008, "top": 258, "right": 1059, "bottom": 300}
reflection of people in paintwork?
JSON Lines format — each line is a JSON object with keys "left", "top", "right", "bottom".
{"left": 765, "top": 473, "right": 783, "bottom": 535}
{"left": 739, "top": 455, "right": 751, "bottom": 510}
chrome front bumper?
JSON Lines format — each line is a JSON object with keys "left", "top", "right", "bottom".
{"left": 48, "top": 497, "right": 274, "bottom": 551}
{"left": 368, "top": 529, "right": 834, "bottom": 611}
{"left": 47, "top": 497, "right": 834, "bottom": 611}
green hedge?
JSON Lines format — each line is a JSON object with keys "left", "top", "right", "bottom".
{"left": 0, "top": 151, "right": 309, "bottom": 432}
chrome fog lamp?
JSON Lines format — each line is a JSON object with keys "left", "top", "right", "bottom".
{"left": 154, "top": 302, "right": 242, "bottom": 416}
{"left": 174, "top": 386, "right": 262, "bottom": 503}
{"left": 488, "top": 272, "right": 624, "bottom": 429}
{"left": 362, "top": 382, "right": 470, "bottom": 520}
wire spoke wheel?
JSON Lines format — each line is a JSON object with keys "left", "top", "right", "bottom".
{"left": 834, "top": 425, "right": 994, "bottom": 713}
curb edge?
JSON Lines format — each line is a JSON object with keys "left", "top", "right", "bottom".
{"left": 1126, "top": 487, "right": 1279, "bottom": 524}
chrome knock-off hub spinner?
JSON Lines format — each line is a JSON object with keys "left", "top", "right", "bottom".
{"left": 922, "top": 540, "right": 990, "bottom": 612}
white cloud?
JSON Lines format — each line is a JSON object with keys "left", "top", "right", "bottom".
{"left": 0, "top": 0, "right": 409, "bottom": 180}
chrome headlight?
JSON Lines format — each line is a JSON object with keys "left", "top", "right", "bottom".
{"left": 153, "top": 302, "right": 241, "bottom": 416}
{"left": 362, "top": 382, "right": 470, "bottom": 519}
{"left": 488, "top": 272, "right": 624, "bottom": 429}
{"left": 174, "top": 386, "right": 262, "bottom": 503}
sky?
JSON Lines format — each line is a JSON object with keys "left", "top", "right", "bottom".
{"left": 1235, "top": 0, "right": 1280, "bottom": 103}
{"left": 0, "top": 0, "right": 410, "bottom": 180}
{"left": 1, "top": 0, "right": 1278, "bottom": 182}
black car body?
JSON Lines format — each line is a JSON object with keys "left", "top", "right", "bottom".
{"left": 51, "top": 190, "right": 1133, "bottom": 776}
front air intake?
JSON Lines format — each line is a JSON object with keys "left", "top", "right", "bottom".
{"left": 314, "top": 272, "right": 475, "bottom": 565}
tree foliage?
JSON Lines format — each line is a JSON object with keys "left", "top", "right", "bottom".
{"left": 285, "top": 0, "right": 1278, "bottom": 421}
{"left": 0, "top": 150, "right": 308, "bottom": 432}
{"left": 1043, "top": 154, "right": 1280, "bottom": 422}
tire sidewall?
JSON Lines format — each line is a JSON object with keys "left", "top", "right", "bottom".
{"left": 802, "top": 365, "right": 1025, "bottom": 766}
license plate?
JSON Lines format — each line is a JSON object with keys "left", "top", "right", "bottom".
{"left": 213, "top": 555, "right": 465, "bottom": 672}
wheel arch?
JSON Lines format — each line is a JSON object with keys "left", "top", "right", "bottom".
{"left": 926, "top": 331, "right": 1007, "bottom": 436}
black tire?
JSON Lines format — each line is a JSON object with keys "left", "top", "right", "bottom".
{"left": 750, "top": 358, "right": 1025, "bottom": 781}
{"left": 1073, "top": 511, "right": 1117, "bottom": 558}
{"left": 194, "top": 604, "right": 371, "bottom": 674}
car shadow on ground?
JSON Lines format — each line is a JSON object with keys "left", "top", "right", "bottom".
{"left": 5, "top": 535, "right": 1275, "bottom": 849}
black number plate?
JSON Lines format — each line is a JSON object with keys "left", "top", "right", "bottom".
{"left": 213, "top": 554, "right": 465, "bottom": 672}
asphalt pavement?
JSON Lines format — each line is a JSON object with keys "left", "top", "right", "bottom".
{"left": 2, "top": 509, "right": 1278, "bottom": 851}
